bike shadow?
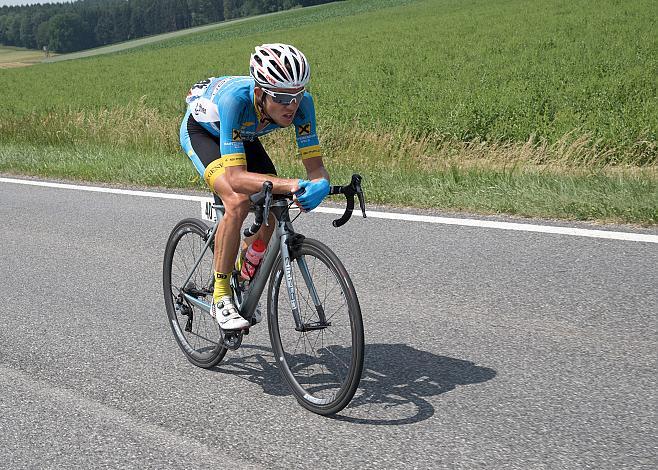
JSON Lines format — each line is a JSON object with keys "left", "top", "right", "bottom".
{"left": 213, "top": 342, "right": 496, "bottom": 425}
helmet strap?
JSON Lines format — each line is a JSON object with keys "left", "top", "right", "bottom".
{"left": 256, "top": 89, "right": 273, "bottom": 125}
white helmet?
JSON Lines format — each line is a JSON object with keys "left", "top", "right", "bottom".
{"left": 249, "top": 43, "right": 310, "bottom": 89}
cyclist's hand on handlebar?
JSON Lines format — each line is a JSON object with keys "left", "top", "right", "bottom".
{"left": 289, "top": 180, "right": 301, "bottom": 196}
{"left": 294, "top": 178, "right": 330, "bottom": 212}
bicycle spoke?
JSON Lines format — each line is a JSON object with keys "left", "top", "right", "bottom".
{"left": 322, "top": 340, "right": 351, "bottom": 374}
{"left": 322, "top": 323, "right": 350, "bottom": 344}
{"left": 308, "top": 328, "right": 349, "bottom": 379}
{"left": 289, "top": 330, "right": 306, "bottom": 358}
{"left": 322, "top": 272, "right": 342, "bottom": 306}
{"left": 185, "top": 330, "right": 219, "bottom": 346}
{"left": 324, "top": 300, "right": 348, "bottom": 324}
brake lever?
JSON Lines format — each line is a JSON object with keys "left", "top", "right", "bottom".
{"left": 244, "top": 181, "right": 273, "bottom": 237}
{"left": 263, "top": 183, "right": 273, "bottom": 226}
{"left": 353, "top": 176, "right": 367, "bottom": 219}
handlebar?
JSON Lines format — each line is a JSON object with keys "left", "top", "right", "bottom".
{"left": 242, "top": 174, "right": 367, "bottom": 237}
{"left": 328, "top": 174, "right": 367, "bottom": 227}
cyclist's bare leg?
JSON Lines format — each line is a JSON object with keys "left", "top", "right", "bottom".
{"left": 213, "top": 176, "right": 250, "bottom": 274}
{"left": 212, "top": 178, "right": 276, "bottom": 273}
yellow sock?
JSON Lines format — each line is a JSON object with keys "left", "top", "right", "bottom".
{"left": 213, "top": 271, "right": 231, "bottom": 302}
{"left": 235, "top": 245, "right": 247, "bottom": 273}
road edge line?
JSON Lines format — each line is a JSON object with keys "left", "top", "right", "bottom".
{"left": 2, "top": 176, "right": 656, "bottom": 244}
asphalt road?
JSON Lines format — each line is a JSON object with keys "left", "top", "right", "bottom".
{"left": 1, "top": 180, "right": 656, "bottom": 469}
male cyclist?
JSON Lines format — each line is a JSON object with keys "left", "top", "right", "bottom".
{"left": 179, "top": 44, "right": 330, "bottom": 331}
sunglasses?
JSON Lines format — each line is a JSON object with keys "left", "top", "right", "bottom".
{"left": 262, "top": 88, "right": 305, "bottom": 105}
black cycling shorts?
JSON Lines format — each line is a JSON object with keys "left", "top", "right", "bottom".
{"left": 180, "top": 112, "right": 276, "bottom": 192}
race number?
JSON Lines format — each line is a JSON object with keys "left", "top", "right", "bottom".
{"left": 201, "top": 198, "right": 217, "bottom": 222}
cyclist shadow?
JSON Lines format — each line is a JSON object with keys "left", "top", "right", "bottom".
{"left": 214, "top": 342, "right": 496, "bottom": 425}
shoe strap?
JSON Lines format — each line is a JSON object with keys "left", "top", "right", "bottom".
{"left": 217, "top": 298, "right": 238, "bottom": 316}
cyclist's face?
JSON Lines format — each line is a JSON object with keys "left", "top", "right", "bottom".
{"left": 258, "top": 87, "right": 303, "bottom": 127}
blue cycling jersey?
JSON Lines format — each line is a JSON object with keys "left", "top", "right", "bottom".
{"left": 185, "top": 76, "right": 321, "bottom": 161}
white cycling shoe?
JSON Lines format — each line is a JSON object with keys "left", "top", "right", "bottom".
{"left": 211, "top": 296, "right": 249, "bottom": 330}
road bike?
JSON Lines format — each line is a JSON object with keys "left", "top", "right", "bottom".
{"left": 163, "top": 175, "right": 366, "bottom": 415}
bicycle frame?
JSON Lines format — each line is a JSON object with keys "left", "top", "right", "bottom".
{"left": 180, "top": 199, "right": 324, "bottom": 331}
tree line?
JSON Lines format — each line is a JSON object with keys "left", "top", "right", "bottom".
{"left": 0, "top": 0, "right": 332, "bottom": 53}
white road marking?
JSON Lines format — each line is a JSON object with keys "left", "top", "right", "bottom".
{"left": 0, "top": 177, "right": 210, "bottom": 202}
{"left": 2, "top": 176, "right": 657, "bottom": 244}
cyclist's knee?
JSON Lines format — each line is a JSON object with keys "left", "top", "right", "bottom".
{"left": 222, "top": 193, "right": 250, "bottom": 221}
{"left": 213, "top": 174, "right": 248, "bottom": 219}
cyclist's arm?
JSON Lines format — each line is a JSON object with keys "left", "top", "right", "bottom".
{"left": 224, "top": 166, "right": 300, "bottom": 195}
{"left": 294, "top": 93, "right": 328, "bottom": 182}
{"left": 303, "top": 156, "right": 330, "bottom": 182}
{"left": 294, "top": 94, "right": 329, "bottom": 210}
{"left": 224, "top": 157, "right": 327, "bottom": 197}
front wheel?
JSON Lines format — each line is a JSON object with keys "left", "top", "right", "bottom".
{"left": 267, "top": 238, "right": 364, "bottom": 415}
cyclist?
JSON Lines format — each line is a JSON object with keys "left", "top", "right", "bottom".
{"left": 179, "top": 43, "right": 330, "bottom": 331}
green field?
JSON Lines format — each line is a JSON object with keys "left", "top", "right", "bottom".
{"left": 0, "top": 0, "right": 656, "bottom": 223}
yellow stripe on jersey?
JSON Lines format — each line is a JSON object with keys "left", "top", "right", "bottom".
{"left": 203, "top": 153, "right": 247, "bottom": 190}
{"left": 299, "top": 145, "right": 322, "bottom": 160}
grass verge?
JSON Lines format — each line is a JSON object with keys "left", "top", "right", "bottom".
{"left": 1, "top": 140, "right": 655, "bottom": 225}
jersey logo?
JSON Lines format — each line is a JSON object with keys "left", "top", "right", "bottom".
{"left": 297, "top": 123, "right": 311, "bottom": 136}
{"left": 232, "top": 129, "right": 242, "bottom": 141}
{"left": 191, "top": 78, "right": 212, "bottom": 90}
{"left": 194, "top": 102, "right": 207, "bottom": 115}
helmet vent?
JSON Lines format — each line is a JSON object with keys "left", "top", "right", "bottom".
{"left": 256, "top": 71, "right": 267, "bottom": 83}
{"left": 284, "top": 57, "right": 294, "bottom": 77}
{"left": 269, "top": 66, "right": 285, "bottom": 83}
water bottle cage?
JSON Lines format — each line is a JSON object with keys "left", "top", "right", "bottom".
{"left": 241, "top": 257, "right": 260, "bottom": 280}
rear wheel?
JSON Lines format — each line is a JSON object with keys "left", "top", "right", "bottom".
{"left": 267, "top": 238, "right": 364, "bottom": 415}
{"left": 163, "top": 218, "right": 226, "bottom": 368}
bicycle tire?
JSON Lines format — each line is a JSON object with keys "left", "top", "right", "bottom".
{"left": 163, "top": 218, "right": 227, "bottom": 368}
{"left": 267, "top": 238, "right": 364, "bottom": 415}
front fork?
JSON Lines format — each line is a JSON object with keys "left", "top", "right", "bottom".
{"left": 280, "top": 233, "right": 329, "bottom": 332}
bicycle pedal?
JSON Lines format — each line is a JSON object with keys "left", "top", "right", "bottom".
{"left": 221, "top": 330, "right": 243, "bottom": 350}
